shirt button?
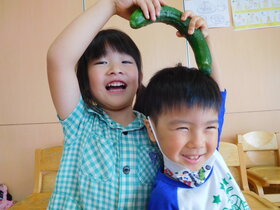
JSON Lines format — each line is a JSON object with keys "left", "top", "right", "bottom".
{"left": 123, "top": 166, "right": 130, "bottom": 174}
{"left": 122, "top": 131, "right": 128, "bottom": 135}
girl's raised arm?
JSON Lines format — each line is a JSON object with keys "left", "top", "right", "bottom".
{"left": 205, "top": 37, "right": 224, "bottom": 90}
{"left": 179, "top": 11, "right": 224, "bottom": 90}
{"left": 47, "top": 0, "right": 116, "bottom": 120}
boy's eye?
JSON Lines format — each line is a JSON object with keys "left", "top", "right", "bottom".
{"left": 206, "top": 126, "right": 218, "bottom": 130}
{"left": 177, "top": 127, "right": 189, "bottom": 131}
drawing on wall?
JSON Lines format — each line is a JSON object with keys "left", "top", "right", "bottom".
{"left": 184, "top": 0, "right": 231, "bottom": 28}
{"left": 231, "top": 0, "right": 280, "bottom": 30}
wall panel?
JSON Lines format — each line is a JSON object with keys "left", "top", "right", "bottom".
{"left": 0, "top": 124, "right": 63, "bottom": 201}
{"left": 0, "top": 0, "right": 82, "bottom": 124}
{"left": 209, "top": 27, "right": 280, "bottom": 113}
{"left": 223, "top": 111, "right": 280, "bottom": 142}
{"left": 0, "top": 0, "right": 81, "bottom": 201}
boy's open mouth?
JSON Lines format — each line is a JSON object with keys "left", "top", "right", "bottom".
{"left": 105, "top": 81, "right": 127, "bottom": 91}
{"left": 182, "top": 155, "right": 201, "bottom": 160}
{"left": 181, "top": 154, "right": 204, "bottom": 164}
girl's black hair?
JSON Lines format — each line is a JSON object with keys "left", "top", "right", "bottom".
{"left": 76, "top": 29, "right": 143, "bottom": 108}
{"left": 134, "top": 65, "right": 221, "bottom": 123}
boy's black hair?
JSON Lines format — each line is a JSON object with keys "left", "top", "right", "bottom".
{"left": 134, "top": 65, "right": 221, "bottom": 123}
{"left": 76, "top": 29, "right": 143, "bottom": 108}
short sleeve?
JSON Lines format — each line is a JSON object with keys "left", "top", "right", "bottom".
{"left": 58, "top": 97, "right": 89, "bottom": 146}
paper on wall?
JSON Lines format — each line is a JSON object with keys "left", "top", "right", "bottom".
{"left": 231, "top": 0, "right": 280, "bottom": 30}
{"left": 183, "top": 0, "right": 231, "bottom": 28}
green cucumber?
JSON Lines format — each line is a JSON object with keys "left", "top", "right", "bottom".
{"left": 130, "top": 5, "right": 212, "bottom": 75}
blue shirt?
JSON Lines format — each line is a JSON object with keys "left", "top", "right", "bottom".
{"left": 148, "top": 151, "right": 249, "bottom": 210}
{"left": 218, "top": 90, "right": 227, "bottom": 147}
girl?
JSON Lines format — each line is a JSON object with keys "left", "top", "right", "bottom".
{"left": 47, "top": 0, "right": 210, "bottom": 209}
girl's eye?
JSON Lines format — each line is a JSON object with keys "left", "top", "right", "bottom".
{"left": 122, "top": 60, "right": 133, "bottom": 64}
{"left": 94, "top": 61, "right": 107, "bottom": 65}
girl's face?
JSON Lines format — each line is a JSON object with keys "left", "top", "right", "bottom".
{"left": 147, "top": 106, "right": 219, "bottom": 171}
{"left": 87, "top": 47, "right": 140, "bottom": 112}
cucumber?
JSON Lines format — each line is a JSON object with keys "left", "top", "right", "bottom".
{"left": 130, "top": 5, "right": 212, "bottom": 75}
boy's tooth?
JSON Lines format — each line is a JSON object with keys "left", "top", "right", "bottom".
{"left": 188, "top": 156, "right": 199, "bottom": 159}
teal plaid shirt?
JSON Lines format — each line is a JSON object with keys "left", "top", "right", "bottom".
{"left": 48, "top": 98, "right": 162, "bottom": 210}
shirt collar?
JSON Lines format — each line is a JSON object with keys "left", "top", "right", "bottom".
{"left": 87, "top": 105, "right": 145, "bottom": 131}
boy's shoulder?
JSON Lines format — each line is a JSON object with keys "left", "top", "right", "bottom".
{"left": 149, "top": 172, "right": 180, "bottom": 209}
{"left": 212, "top": 150, "right": 231, "bottom": 176}
{"left": 210, "top": 150, "right": 238, "bottom": 190}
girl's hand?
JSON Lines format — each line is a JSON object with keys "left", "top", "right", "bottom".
{"left": 114, "top": 0, "right": 165, "bottom": 21}
{"left": 176, "top": 10, "right": 208, "bottom": 38}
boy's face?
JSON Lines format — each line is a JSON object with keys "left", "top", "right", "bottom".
{"left": 146, "top": 106, "right": 219, "bottom": 171}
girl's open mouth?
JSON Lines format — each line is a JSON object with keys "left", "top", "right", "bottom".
{"left": 105, "top": 81, "right": 127, "bottom": 91}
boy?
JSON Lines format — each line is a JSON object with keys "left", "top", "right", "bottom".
{"left": 142, "top": 66, "right": 250, "bottom": 209}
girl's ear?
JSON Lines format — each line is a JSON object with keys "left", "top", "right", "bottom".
{"left": 144, "top": 119, "right": 157, "bottom": 142}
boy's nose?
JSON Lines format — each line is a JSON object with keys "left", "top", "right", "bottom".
{"left": 186, "top": 132, "right": 205, "bottom": 149}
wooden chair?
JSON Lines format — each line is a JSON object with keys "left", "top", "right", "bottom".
{"left": 11, "top": 146, "right": 63, "bottom": 210}
{"left": 219, "top": 141, "right": 279, "bottom": 209}
{"left": 237, "top": 131, "right": 280, "bottom": 205}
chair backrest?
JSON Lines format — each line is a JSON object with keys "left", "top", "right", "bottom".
{"left": 237, "top": 131, "right": 279, "bottom": 168}
{"left": 220, "top": 142, "right": 280, "bottom": 209}
{"left": 33, "top": 146, "right": 63, "bottom": 193}
{"left": 219, "top": 142, "right": 250, "bottom": 191}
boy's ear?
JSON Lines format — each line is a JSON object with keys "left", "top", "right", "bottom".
{"left": 144, "top": 119, "right": 157, "bottom": 142}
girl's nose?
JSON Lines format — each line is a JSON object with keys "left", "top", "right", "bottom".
{"left": 107, "top": 63, "right": 123, "bottom": 75}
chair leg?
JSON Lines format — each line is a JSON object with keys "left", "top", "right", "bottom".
{"left": 248, "top": 178, "right": 265, "bottom": 197}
